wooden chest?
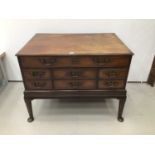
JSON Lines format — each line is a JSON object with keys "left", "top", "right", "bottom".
{"left": 16, "top": 33, "right": 133, "bottom": 122}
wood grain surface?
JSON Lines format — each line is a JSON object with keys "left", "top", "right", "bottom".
{"left": 17, "top": 33, "right": 133, "bottom": 56}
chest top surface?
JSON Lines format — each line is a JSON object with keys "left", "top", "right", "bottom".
{"left": 17, "top": 33, "right": 133, "bottom": 56}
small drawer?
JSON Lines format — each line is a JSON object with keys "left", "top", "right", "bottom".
{"left": 25, "top": 80, "right": 52, "bottom": 90}
{"left": 98, "top": 80, "right": 125, "bottom": 89}
{"left": 53, "top": 68, "right": 97, "bottom": 79}
{"left": 20, "top": 55, "right": 130, "bottom": 68}
{"left": 54, "top": 80, "right": 96, "bottom": 90}
{"left": 99, "top": 68, "right": 128, "bottom": 79}
{"left": 20, "top": 57, "right": 57, "bottom": 68}
{"left": 23, "top": 69, "right": 51, "bottom": 79}
{"left": 92, "top": 56, "right": 130, "bottom": 67}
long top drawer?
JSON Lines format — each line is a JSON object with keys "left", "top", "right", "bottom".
{"left": 19, "top": 56, "right": 131, "bottom": 68}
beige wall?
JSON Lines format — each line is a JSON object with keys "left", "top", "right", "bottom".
{"left": 0, "top": 19, "right": 155, "bottom": 81}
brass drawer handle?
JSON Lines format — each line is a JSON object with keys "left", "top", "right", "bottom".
{"left": 106, "top": 71, "right": 118, "bottom": 77}
{"left": 69, "top": 81, "right": 82, "bottom": 88}
{"left": 39, "top": 58, "right": 56, "bottom": 66}
{"left": 105, "top": 81, "right": 117, "bottom": 88}
{"left": 93, "top": 57, "right": 111, "bottom": 64}
{"left": 32, "top": 71, "right": 45, "bottom": 78}
{"left": 33, "top": 82, "right": 46, "bottom": 88}
{"left": 69, "top": 71, "right": 82, "bottom": 78}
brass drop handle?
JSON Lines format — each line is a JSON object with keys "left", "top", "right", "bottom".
{"left": 105, "top": 81, "right": 117, "bottom": 88}
{"left": 108, "top": 81, "right": 114, "bottom": 87}
{"left": 93, "top": 57, "right": 111, "bottom": 64}
{"left": 69, "top": 81, "right": 82, "bottom": 88}
{"left": 69, "top": 71, "right": 82, "bottom": 78}
{"left": 106, "top": 71, "right": 118, "bottom": 77}
{"left": 32, "top": 71, "right": 45, "bottom": 78}
{"left": 33, "top": 82, "right": 46, "bottom": 88}
{"left": 39, "top": 58, "right": 56, "bottom": 66}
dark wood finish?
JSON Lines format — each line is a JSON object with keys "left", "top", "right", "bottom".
{"left": 16, "top": 33, "right": 132, "bottom": 56}
{"left": 117, "top": 97, "right": 126, "bottom": 122}
{"left": 147, "top": 56, "right": 155, "bottom": 87}
{"left": 98, "top": 80, "right": 125, "bottom": 89}
{"left": 16, "top": 33, "right": 133, "bottom": 122}
{"left": 53, "top": 68, "right": 97, "bottom": 79}
{"left": 99, "top": 68, "right": 127, "bottom": 79}
{"left": 24, "top": 97, "right": 34, "bottom": 122}
{"left": 25, "top": 80, "right": 52, "bottom": 90}
{"left": 54, "top": 80, "right": 96, "bottom": 90}
{"left": 23, "top": 69, "right": 51, "bottom": 79}
{"left": 20, "top": 56, "right": 131, "bottom": 68}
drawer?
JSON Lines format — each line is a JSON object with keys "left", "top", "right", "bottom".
{"left": 99, "top": 68, "right": 128, "bottom": 79}
{"left": 25, "top": 80, "right": 52, "bottom": 90}
{"left": 23, "top": 69, "right": 51, "bottom": 79}
{"left": 53, "top": 68, "right": 97, "bottom": 79}
{"left": 54, "top": 80, "right": 96, "bottom": 90}
{"left": 20, "top": 56, "right": 130, "bottom": 68}
{"left": 98, "top": 80, "right": 125, "bottom": 89}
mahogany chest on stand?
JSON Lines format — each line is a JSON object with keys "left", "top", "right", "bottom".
{"left": 16, "top": 33, "right": 133, "bottom": 122}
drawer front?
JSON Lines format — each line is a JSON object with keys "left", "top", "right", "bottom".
{"left": 25, "top": 80, "right": 52, "bottom": 90}
{"left": 54, "top": 80, "right": 96, "bottom": 90}
{"left": 98, "top": 80, "right": 125, "bottom": 89}
{"left": 99, "top": 68, "right": 128, "bottom": 79}
{"left": 92, "top": 56, "right": 130, "bottom": 67}
{"left": 20, "top": 56, "right": 130, "bottom": 68}
{"left": 53, "top": 68, "right": 97, "bottom": 79}
{"left": 23, "top": 69, "right": 51, "bottom": 79}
